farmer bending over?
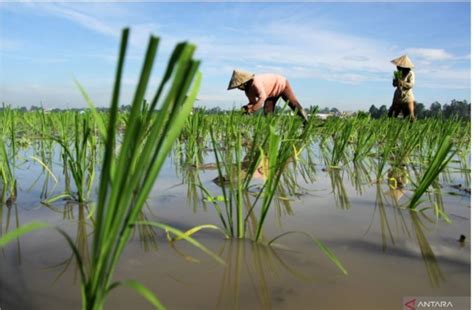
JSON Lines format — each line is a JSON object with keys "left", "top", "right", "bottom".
{"left": 227, "top": 70, "right": 309, "bottom": 124}
{"left": 388, "top": 55, "right": 416, "bottom": 121}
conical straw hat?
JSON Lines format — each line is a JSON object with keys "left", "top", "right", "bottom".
{"left": 227, "top": 69, "right": 254, "bottom": 90}
{"left": 391, "top": 55, "right": 414, "bottom": 68}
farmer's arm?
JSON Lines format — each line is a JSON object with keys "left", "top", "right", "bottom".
{"left": 247, "top": 81, "right": 267, "bottom": 112}
{"left": 400, "top": 72, "right": 415, "bottom": 90}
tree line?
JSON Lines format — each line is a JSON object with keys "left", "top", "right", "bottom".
{"left": 1, "top": 99, "right": 470, "bottom": 119}
{"left": 368, "top": 100, "right": 470, "bottom": 119}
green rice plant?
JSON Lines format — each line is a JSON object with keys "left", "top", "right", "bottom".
{"left": 375, "top": 120, "right": 402, "bottom": 181}
{"left": 3, "top": 105, "right": 17, "bottom": 165}
{"left": 329, "top": 119, "right": 353, "bottom": 168}
{"left": 457, "top": 151, "right": 470, "bottom": 188}
{"left": 295, "top": 146, "right": 318, "bottom": 184}
{"left": 391, "top": 121, "right": 423, "bottom": 166}
{"left": 0, "top": 28, "right": 224, "bottom": 310}
{"left": 393, "top": 70, "right": 403, "bottom": 80}
{"left": 45, "top": 113, "right": 96, "bottom": 203}
{"left": 183, "top": 165, "right": 210, "bottom": 212}
{"left": 349, "top": 160, "right": 371, "bottom": 195}
{"left": 249, "top": 110, "right": 308, "bottom": 241}
{"left": 408, "top": 133, "right": 455, "bottom": 209}
{"left": 208, "top": 111, "right": 266, "bottom": 238}
{"left": 180, "top": 108, "right": 207, "bottom": 167}
{"left": 81, "top": 29, "right": 213, "bottom": 310}
{"left": 0, "top": 105, "right": 18, "bottom": 204}
{"left": 0, "top": 135, "right": 16, "bottom": 204}
{"left": 428, "top": 178, "right": 451, "bottom": 223}
{"left": 352, "top": 118, "right": 376, "bottom": 162}
{"left": 329, "top": 169, "right": 351, "bottom": 209}
{"left": 409, "top": 211, "right": 445, "bottom": 287}
{"left": 202, "top": 110, "right": 348, "bottom": 274}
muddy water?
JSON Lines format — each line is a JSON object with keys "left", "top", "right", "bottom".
{"left": 0, "top": 153, "right": 470, "bottom": 310}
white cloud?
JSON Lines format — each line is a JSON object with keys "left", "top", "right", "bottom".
{"left": 16, "top": 3, "right": 468, "bottom": 90}
{"left": 14, "top": 3, "right": 163, "bottom": 49}
{"left": 39, "top": 3, "right": 118, "bottom": 38}
{"left": 405, "top": 48, "right": 454, "bottom": 61}
{"left": 1, "top": 3, "right": 469, "bottom": 109}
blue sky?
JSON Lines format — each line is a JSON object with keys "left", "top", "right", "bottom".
{"left": 0, "top": 2, "right": 470, "bottom": 111}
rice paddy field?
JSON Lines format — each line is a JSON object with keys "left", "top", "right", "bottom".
{"left": 0, "top": 30, "right": 471, "bottom": 310}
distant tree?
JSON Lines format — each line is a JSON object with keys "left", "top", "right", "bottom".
{"left": 330, "top": 107, "right": 340, "bottom": 114}
{"left": 209, "top": 107, "right": 222, "bottom": 114}
{"left": 306, "top": 105, "right": 319, "bottom": 114}
{"left": 414, "top": 102, "right": 426, "bottom": 119}
{"left": 355, "top": 111, "right": 370, "bottom": 118}
{"left": 429, "top": 102, "right": 442, "bottom": 117}
{"left": 442, "top": 100, "right": 470, "bottom": 119}
{"left": 367, "top": 100, "right": 469, "bottom": 120}
{"left": 120, "top": 104, "right": 132, "bottom": 111}
{"left": 368, "top": 105, "right": 380, "bottom": 118}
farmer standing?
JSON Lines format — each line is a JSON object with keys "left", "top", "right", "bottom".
{"left": 227, "top": 70, "right": 309, "bottom": 124}
{"left": 388, "top": 55, "right": 416, "bottom": 121}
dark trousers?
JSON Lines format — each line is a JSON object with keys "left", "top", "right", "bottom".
{"left": 263, "top": 82, "right": 307, "bottom": 122}
{"left": 388, "top": 99, "right": 415, "bottom": 121}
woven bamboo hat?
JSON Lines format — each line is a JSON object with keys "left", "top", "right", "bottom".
{"left": 227, "top": 69, "right": 254, "bottom": 90}
{"left": 391, "top": 55, "right": 414, "bottom": 69}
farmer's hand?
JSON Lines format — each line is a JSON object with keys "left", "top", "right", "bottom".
{"left": 245, "top": 104, "right": 256, "bottom": 113}
{"left": 241, "top": 105, "right": 250, "bottom": 115}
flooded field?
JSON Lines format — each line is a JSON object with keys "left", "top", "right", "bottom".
{"left": 0, "top": 110, "right": 470, "bottom": 310}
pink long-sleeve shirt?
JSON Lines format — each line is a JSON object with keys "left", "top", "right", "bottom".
{"left": 245, "top": 74, "right": 287, "bottom": 111}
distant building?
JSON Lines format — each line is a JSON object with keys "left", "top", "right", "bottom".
{"left": 341, "top": 111, "right": 356, "bottom": 117}
{"left": 314, "top": 113, "right": 334, "bottom": 120}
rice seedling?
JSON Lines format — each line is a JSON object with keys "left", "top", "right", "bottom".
{"left": 408, "top": 133, "right": 456, "bottom": 210}
{"left": 201, "top": 111, "right": 348, "bottom": 274}
{"left": 329, "top": 169, "right": 351, "bottom": 209}
{"left": 0, "top": 28, "right": 225, "bottom": 309}
{"left": 328, "top": 118, "right": 353, "bottom": 168}
{"left": 44, "top": 113, "right": 97, "bottom": 203}
{"left": 77, "top": 28, "right": 223, "bottom": 310}
{"left": 352, "top": 117, "right": 376, "bottom": 162}
{"left": 391, "top": 121, "right": 423, "bottom": 166}
{"left": 0, "top": 135, "right": 16, "bottom": 204}
{"left": 349, "top": 160, "right": 371, "bottom": 195}
{"left": 375, "top": 120, "right": 402, "bottom": 182}
{"left": 409, "top": 211, "right": 445, "bottom": 287}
